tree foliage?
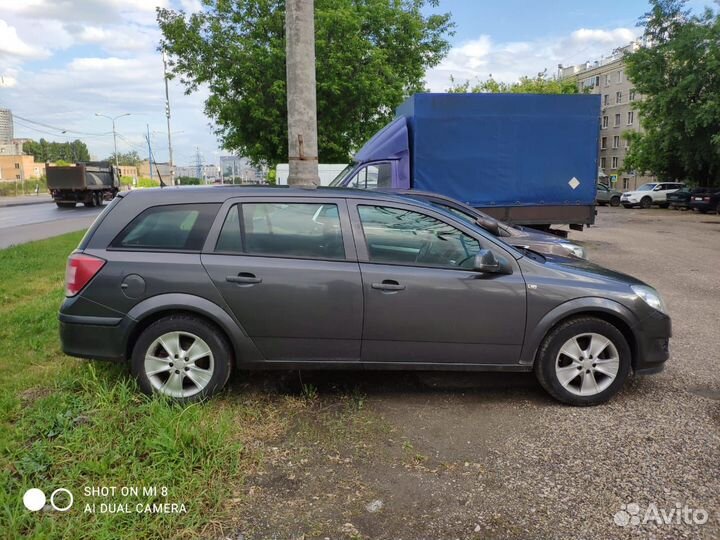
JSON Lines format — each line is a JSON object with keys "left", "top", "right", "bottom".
{"left": 22, "top": 139, "right": 90, "bottom": 163}
{"left": 447, "top": 70, "right": 581, "bottom": 94}
{"left": 157, "top": 0, "right": 454, "bottom": 165}
{"left": 623, "top": 0, "right": 720, "bottom": 186}
{"left": 105, "top": 150, "right": 142, "bottom": 167}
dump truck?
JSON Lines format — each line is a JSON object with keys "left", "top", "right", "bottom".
{"left": 330, "top": 93, "right": 601, "bottom": 231}
{"left": 47, "top": 162, "right": 120, "bottom": 208}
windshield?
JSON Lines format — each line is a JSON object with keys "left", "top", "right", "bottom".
{"left": 329, "top": 164, "right": 355, "bottom": 187}
{"left": 637, "top": 183, "right": 657, "bottom": 191}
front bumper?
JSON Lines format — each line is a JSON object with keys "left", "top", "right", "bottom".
{"left": 633, "top": 310, "right": 671, "bottom": 374}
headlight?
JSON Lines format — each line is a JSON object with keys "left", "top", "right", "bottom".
{"left": 560, "top": 242, "right": 586, "bottom": 259}
{"left": 631, "top": 284, "right": 667, "bottom": 313}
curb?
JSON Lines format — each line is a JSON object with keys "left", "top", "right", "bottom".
{"left": 0, "top": 198, "right": 54, "bottom": 208}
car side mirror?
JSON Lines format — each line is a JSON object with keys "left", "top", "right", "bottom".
{"left": 653, "top": 186, "right": 662, "bottom": 191}
{"left": 475, "top": 217, "right": 500, "bottom": 236}
{"left": 473, "top": 249, "right": 510, "bottom": 274}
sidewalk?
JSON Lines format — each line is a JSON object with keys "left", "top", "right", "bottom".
{"left": 0, "top": 193, "right": 53, "bottom": 208}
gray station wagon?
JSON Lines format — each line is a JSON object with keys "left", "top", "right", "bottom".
{"left": 60, "top": 187, "right": 671, "bottom": 406}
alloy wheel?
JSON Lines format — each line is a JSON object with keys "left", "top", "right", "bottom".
{"left": 554, "top": 333, "right": 620, "bottom": 396}
{"left": 144, "top": 331, "right": 215, "bottom": 398}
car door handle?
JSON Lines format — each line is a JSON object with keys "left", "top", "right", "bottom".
{"left": 226, "top": 273, "right": 262, "bottom": 285}
{"left": 371, "top": 280, "right": 405, "bottom": 291}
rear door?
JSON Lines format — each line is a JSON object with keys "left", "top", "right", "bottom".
{"left": 348, "top": 200, "right": 527, "bottom": 365}
{"left": 201, "top": 197, "right": 363, "bottom": 361}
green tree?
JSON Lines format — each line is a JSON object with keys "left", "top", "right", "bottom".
{"left": 447, "top": 70, "right": 581, "bottom": 94}
{"left": 157, "top": 0, "right": 454, "bottom": 165}
{"left": 623, "top": 0, "right": 720, "bottom": 186}
{"left": 105, "top": 150, "right": 142, "bottom": 167}
{"left": 22, "top": 138, "right": 90, "bottom": 162}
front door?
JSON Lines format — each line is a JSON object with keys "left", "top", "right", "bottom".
{"left": 350, "top": 201, "right": 527, "bottom": 365}
{"left": 202, "top": 198, "right": 363, "bottom": 361}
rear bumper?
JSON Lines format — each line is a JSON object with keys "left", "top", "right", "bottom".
{"left": 689, "top": 201, "right": 715, "bottom": 212}
{"left": 59, "top": 313, "right": 128, "bottom": 362}
{"left": 633, "top": 310, "right": 671, "bottom": 373}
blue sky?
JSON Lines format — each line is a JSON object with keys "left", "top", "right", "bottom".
{"left": 0, "top": 0, "right": 714, "bottom": 165}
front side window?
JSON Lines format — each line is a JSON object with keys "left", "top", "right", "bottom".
{"left": 358, "top": 205, "right": 482, "bottom": 269}
{"left": 216, "top": 202, "right": 345, "bottom": 260}
{"left": 112, "top": 204, "right": 220, "bottom": 251}
{"left": 638, "top": 183, "right": 657, "bottom": 191}
{"left": 347, "top": 162, "right": 392, "bottom": 189}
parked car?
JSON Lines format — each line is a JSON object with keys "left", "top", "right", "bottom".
{"left": 385, "top": 189, "right": 587, "bottom": 259}
{"left": 689, "top": 189, "right": 720, "bottom": 214}
{"left": 666, "top": 187, "right": 694, "bottom": 210}
{"left": 620, "top": 182, "right": 685, "bottom": 209}
{"left": 60, "top": 187, "right": 670, "bottom": 406}
{"left": 596, "top": 183, "right": 622, "bottom": 207}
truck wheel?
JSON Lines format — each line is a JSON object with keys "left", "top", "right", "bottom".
{"left": 131, "top": 314, "right": 233, "bottom": 403}
{"left": 95, "top": 192, "right": 104, "bottom": 206}
{"left": 640, "top": 196, "right": 652, "bottom": 209}
{"left": 534, "top": 317, "right": 631, "bottom": 406}
{"left": 56, "top": 202, "right": 75, "bottom": 209}
{"left": 84, "top": 195, "right": 96, "bottom": 207}
{"left": 610, "top": 196, "right": 620, "bottom": 207}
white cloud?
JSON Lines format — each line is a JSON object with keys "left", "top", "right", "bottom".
{"left": 426, "top": 27, "right": 641, "bottom": 91}
{"left": 0, "top": 19, "right": 49, "bottom": 59}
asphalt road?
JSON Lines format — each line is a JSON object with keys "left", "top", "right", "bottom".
{"left": 0, "top": 203, "right": 103, "bottom": 249}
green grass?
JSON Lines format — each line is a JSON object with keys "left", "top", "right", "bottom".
{"left": 0, "top": 233, "right": 273, "bottom": 539}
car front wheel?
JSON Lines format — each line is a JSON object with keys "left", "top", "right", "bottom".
{"left": 131, "top": 314, "right": 233, "bottom": 402}
{"left": 534, "top": 317, "right": 631, "bottom": 406}
{"left": 640, "top": 196, "right": 652, "bottom": 209}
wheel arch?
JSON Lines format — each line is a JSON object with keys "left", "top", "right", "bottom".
{"left": 521, "top": 298, "right": 639, "bottom": 369}
{"left": 124, "top": 293, "right": 263, "bottom": 365}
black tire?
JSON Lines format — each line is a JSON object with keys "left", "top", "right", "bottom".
{"left": 658, "top": 202, "right": 669, "bottom": 209}
{"left": 95, "top": 192, "right": 104, "bottom": 206}
{"left": 130, "top": 314, "right": 233, "bottom": 403}
{"left": 534, "top": 317, "right": 631, "bottom": 406}
{"left": 640, "top": 196, "right": 652, "bottom": 209}
{"left": 716, "top": 203, "right": 720, "bottom": 215}
{"left": 84, "top": 195, "right": 96, "bottom": 207}
{"left": 56, "top": 202, "right": 75, "bottom": 208}
{"left": 610, "top": 196, "right": 621, "bottom": 207}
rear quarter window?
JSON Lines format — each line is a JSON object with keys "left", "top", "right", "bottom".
{"left": 111, "top": 203, "right": 220, "bottom": 251}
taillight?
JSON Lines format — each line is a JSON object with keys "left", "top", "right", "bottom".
{"left": 704, "top": 196, "right": 711, "bottom": 201}
{"left": 65, "top": 253, "right": 105, "bottom": 297}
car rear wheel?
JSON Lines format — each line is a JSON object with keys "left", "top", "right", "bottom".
{"left": 534, "top": 317, "right": 631, "bottom": 406}
{"left": 610, "top": 196, "right": 620, "bottom": 207}
{"left": 640, "top": 197, "right": 652, "bottom": 209}
{"left": 131, "top": 314, "right": 233, "bottom": 402}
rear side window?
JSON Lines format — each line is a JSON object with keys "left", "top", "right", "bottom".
{"left": 215, "top": 202, "right": 345, "bottom": 260}
{"left": 112, "top": 203, "right": 220, "bottom": 251}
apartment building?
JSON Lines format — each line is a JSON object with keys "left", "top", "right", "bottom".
{"left": 559, "top": 42, "right": 654, "bottom": 191}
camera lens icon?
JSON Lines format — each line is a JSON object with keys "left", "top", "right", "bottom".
{"left": 23, "top": 488, "right": 73, "bottom": 512}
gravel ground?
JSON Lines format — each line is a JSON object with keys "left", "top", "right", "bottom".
{"left": 231, "top": 206, "right": 720, "bottom": 540}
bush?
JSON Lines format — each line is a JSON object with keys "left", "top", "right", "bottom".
{"left": 0, "top": 176, "right": 48, "bottom": 197}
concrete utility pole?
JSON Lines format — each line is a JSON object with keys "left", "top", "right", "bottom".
{"left": 162, "top": 52, "right": 175, "bottom": 186}
{"left": 285, "top": 0, "right": 320, "bottom": 186}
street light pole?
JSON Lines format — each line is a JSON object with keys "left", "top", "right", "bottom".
{"left": 95, "top": 112, "right": 131, "bottom": 167}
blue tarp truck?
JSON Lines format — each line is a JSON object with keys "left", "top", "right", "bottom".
{"left": 330, "top": 93, "right": 601, "bottom": 230}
